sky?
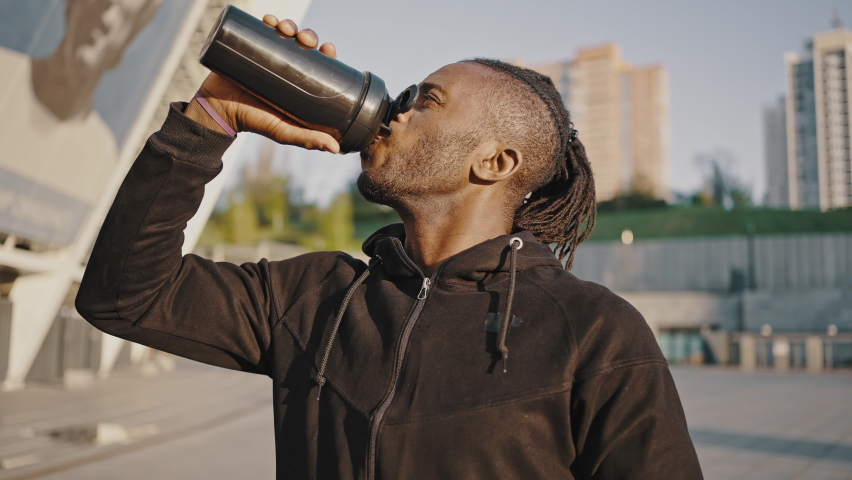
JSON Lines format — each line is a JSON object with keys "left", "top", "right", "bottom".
{"left": 237, "top": 0, "right": 852, "bottom": 208}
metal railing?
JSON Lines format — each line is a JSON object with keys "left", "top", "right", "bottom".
{"left": 728, "top": 331, "right": 852, "bottom": 372}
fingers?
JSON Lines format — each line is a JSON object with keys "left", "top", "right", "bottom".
{"left": 277, "top": 19, "right": 298, "bottom": 37}
{"left": 261, "top": 15, "right": 329, "bottom": 53}
{"left": 285, "top": 129, "right": 340, "bottom": 154}
{"left": 262, "top": 14, "right": 277, "bottom": 27}
{"left": 261, "top": 117, "right": 339, "bottom": 153}
{"left": 262, "top": 14, "right": 299, "bottom": 37}
{"left": 295, "top": 28, "right": 319, "bottom": 49}
{"left": 319, "top": 42, "right": 337, "bottom": 59}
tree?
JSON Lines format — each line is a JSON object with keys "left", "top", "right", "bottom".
{"left": 350, "top": 183, "right": 401, "bottom": 239}
{"left": 224, "top": 193, "right": 259, "bottom": 245}
{"left": 693, "top": 149, "right": 753, "bottom": 209}
{"left": 319, "top": 193, "right": 355, "bottom": 251}
{"left": 243, "top": 145, "right": 290, "bottom": 240}
{"left": 199, "top": 144, "right": 373, "bottom": 251}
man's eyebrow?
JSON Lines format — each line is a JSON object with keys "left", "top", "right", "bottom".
{"left": 420, "top": 82, "right": 448, "bottom": 98}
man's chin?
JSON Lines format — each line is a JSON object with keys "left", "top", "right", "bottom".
{"left": 356, "top": 171, "right": 393, "bottom": 207}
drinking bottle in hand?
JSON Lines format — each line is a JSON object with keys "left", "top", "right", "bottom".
{"left": 199, "top": 5, "right": 417, "bottom": 153}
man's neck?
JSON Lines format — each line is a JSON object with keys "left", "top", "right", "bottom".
{"left": 397, "top": 194, "right": 512, "bottom": 277}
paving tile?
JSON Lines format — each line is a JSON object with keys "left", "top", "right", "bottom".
{"left": 796, "top": 462, "right": 852, "bottom": 480}
{"left": 0, "top": 360, "right": 270, "bottom": 480}
{"left": 2, "top": 361, "right": 851, "bottom": 479}
{"left": 823, "top": 445, "right": 852, "bottom": 463}
{"left": 673, "top": 368, "right": 852, "bottom": 480}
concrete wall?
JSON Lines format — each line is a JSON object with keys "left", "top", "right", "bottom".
{"left": 743, "top": 288, "right": 852, "bottom": 333}
{"left": 573, "top": 233, "right": 852, "bottom": 292}
{"left": 617, "top": 288, "right": 852, "bottom": 336}
{"left": 618, "top": 291, "right": 740, "bottom": 334}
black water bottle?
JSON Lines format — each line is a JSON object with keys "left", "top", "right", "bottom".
{"left": 199, "top": 5, "right": 417, "bottom": 153}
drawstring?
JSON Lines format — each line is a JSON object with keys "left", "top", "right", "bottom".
{"left": 315, "top": 262, "right": 375, "bottom": 400}
{"left": 498, "top": 237, "right": 523, "bottom": 373}
{"left": 316, "top": 235, "right": 522, "bottom": 393}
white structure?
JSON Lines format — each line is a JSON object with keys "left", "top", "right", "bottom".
{"left": 0, "top": 0, "right": 312, "bottom": 390}
{"left": 785, "top": 27, "right": 852, "bottom": 211}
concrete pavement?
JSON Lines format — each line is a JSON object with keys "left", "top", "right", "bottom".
{"left": 35, "top": 407, "right": 275, "bottom": 480}
{"left": 1, "top": 360, "right": 850, "bottom": 479}
{"left": 675, "top": 368, "right": 852, "bottom": 479}
{"left": 0, "top": 358, "right": 272, "bottom": 480}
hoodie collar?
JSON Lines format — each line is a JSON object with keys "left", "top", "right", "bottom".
{"left": 362, "top": 224, "right": 563, "bottom": 282}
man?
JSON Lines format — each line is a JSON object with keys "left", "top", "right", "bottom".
{"left": 77, "top": 15, "right": 703, "bottom": 480}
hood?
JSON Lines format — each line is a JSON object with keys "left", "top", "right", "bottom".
{"left": 362, "top": 223, "right": 564, "bottom": 282}
{"left": 316, "top": 223, "right": 562, "bottom": 397}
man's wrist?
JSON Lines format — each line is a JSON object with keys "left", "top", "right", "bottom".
{"left": 153, "top": 102, "right": 237, "bottom": 169}
{"left": 185, "top": 96, "right": 237, "bottom": 136}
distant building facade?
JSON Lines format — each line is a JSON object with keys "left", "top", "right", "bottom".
{"left": 784, "top": 27, "right": 852, "bottom": 210}
{"left": 763, "top": 96, "right": 789, "bottom": 208}
{"left": 528, "top": 44, "right": 671, "bottom": 202}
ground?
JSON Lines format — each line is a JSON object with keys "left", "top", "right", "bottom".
{"left": 0, "top": 360, "right": 849, "bottom": 479}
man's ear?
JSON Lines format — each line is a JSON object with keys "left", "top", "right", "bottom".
{"left": 470, "top": 144, "right": 523, "bottom": 184}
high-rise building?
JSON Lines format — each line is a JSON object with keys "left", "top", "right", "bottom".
{"left": 763, "top": 96, "right": 789, "bottom": 208}
{"left": 784, "top": 27, "right": 852, "bottom": 210}
{"left": 530, "top": 44, "right": 670, "bottom": 201}
{"left": 624, "top": 65, "right": 671, "bottom": 200}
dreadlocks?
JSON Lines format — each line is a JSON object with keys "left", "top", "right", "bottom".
{"left": 463, "top": 59, "right": 597, "bottom": 270}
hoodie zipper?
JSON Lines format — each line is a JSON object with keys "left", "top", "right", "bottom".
{"left": 366, "top": 269, "right": 437, "bottom": 480}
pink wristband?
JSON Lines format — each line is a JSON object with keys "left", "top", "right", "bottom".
{"left": 193, "top": 92, "right": 236, "bottom": 136}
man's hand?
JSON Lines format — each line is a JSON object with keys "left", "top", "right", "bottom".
{"left": 185, "top": 15, "right": 341, "bottom": 153}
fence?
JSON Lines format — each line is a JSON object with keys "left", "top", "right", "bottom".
{"left": 25, "top": 308, "right": 108, "bottom": 382}
{"left": 684, "top": 331, "right": 852, "bottom": 370}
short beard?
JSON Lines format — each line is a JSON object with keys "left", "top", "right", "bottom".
{"left": 356, "top": 169, "right": 392, "bottom": 206}
{"left": 357, "top": 122, "right": 481, "bottom": 210}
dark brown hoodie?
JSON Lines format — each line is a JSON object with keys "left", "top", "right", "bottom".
{"left": 77, "top": 103, "right": 703, "bottom": 479}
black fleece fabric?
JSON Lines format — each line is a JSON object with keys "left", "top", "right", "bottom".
{"left": 77, "top": 103, "right": 703, "bottom": 480}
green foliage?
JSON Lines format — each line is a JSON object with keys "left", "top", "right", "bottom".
{"left": 198, "top": 210, "right": 225, "bottom": 246}
{"left": 199, "top": 148, "right": 380, "bottom": 251}
{"left": 692, "top": 149, "right": 754, "bottom": 209}
{"left": 351, "top": 183, "right": 401, "bottom": 240}
{"left": 225, "top": 194, "right": 260, "bottom": 245}
{"left": 327, "top": 194, "right": 355, "bottom": 249}
{"left": 597, "top": 191, "right": 667, "bottom": 213}
{"left": 588, "top": 207, "right": 852, "bottom": 242}
{"left": 297, "top": 193, "right": 357, "bottom": 251}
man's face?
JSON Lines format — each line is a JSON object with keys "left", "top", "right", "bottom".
{"left": 358, "top": 63, "right": 494, "bottom": 206}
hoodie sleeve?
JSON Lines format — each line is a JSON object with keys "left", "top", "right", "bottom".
{"left": 567, "top": 285, "right": 703, "bottom": 479}
{"left": 570, "top": 361, "right": 704, "bottom": 479}
{"left": 76, "top": 102, "right": 276, "bottom": 375}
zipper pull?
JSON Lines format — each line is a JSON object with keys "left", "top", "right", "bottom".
{"left": 417, "top": 277, "right": 431, "bottom": 300}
